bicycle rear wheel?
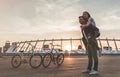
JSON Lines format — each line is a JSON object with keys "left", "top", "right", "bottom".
{"left": 42, "top": 53, "right": 52, "bottom": 68}
{"left": 29, "top": 54, "right": 42, "bottom": 69}
{"left": 57, "top": 53, "right": 64, "bottom": 66}
{"left": 11, "top": 54, "right": 21, "bottom": 68}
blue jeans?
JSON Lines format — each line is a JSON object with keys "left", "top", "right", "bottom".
{"left": 82, "top": 38, "right": 98, "bottom": 71}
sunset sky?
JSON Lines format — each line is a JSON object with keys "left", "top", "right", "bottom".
{"left": 0, "top": 0, "right": 120, "bottom": 46}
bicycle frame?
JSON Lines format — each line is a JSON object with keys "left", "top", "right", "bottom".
{"left": 49, "top": 43, "right": 61, "bottom": 63}
{"left": 42, "top": 41, "right": 64, "bottom": 68}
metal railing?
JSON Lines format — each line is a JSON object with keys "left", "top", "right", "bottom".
{"left": 10, "top": 38, "right": 120, "bottom": 54}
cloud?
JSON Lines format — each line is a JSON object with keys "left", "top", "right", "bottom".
{"left": 0, "top": 0, "right": 83, "bottom": 34}
{"left": 0, "top": 0, "right": 120, "bottom": 44}
{"left": 98, "top": 10, "right": 120, "bottom": 30}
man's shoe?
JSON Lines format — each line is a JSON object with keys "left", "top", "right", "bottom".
{"left": 82, "top": 69, "right": 91, "bottom": 73}
{"left": 89, "top": 70, "right": 99, "bottom": 74}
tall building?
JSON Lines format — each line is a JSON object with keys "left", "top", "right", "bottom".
{"left": 3, "top": 41, "right": 10, "bottom": 53}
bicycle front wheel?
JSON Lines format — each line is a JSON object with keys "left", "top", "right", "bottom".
{"left": 57, "top": 53, "right": 64, "bottom": 66}
{"left": 29, "top": 54, "right": 42, "bottom": 69}
{"left": 42, "top": 53, "right": 52, "bottom": 68}
{"left": 11, "top": 54, "right": 21, "bottom": 68}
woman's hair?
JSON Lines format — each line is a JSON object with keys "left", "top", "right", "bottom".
{"left": 83, "top": 11, "right": 91, "bottom": 18}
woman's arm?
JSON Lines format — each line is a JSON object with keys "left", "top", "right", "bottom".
{"left": 83, "top": 18, "right": 95, "bottom": 28}
{"left": 85, "top": 18, "right": 92, "bottom": 27}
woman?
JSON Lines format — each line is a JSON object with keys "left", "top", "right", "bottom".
{"left": 79, "top": 16, "right": 99, "bottom": 75}
{"left": 82, "top": 11, "right": 96, "bottom": 28}
{"left": 82, "top": 11, "right": 101, "bottom": 57}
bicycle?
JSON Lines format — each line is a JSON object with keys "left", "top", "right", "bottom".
{"left": 11, "top": 50, "right": 29, "bottom": 68}
{"left": 42, "top": 43, "right": 64, "bottom": 68}
{"left": 11, "top": 44, "right": 42, "bottom": 69}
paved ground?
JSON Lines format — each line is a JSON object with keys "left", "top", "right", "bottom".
{"left": 0, "top": 55, "right": 120, "bottom": 77}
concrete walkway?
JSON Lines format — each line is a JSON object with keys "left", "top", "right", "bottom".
{"left": 0, "top": 55, "right": 120, "bottom": 77}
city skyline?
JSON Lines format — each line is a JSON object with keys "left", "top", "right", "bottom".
{"left": 0, "top": 0, "right": 120, "bottom": 46}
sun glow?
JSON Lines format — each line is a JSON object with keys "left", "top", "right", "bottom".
{"left": 65, "top": 45, "right": 71, "bottom": 51}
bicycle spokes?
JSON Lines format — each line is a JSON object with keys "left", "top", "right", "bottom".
{"left": 11, "top": 55, "right": 21, "bottom": 68}
{"left": 29, "top": 54, "right": 42, "bottom": 69}
{"left": 42, "top": 53, "right": 52, "bottom": 68}
{"left": 57, "top": 54, "right": 64, "bottom": 66}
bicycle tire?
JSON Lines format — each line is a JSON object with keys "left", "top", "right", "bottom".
{"left": 57, "top": 53, "right": 64, "bottom": 66}
{"left": 11, "top": 54, "right": 21, "bottom": 68}
{"left": 29, "top": 54, "right": 42, "bottom": 69}
{"left": 42, "top": 53, "right": 52, "bottom": 68}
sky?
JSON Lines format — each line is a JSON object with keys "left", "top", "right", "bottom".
{"left": 0, "top": 0, "right": 120, "bottom": 46}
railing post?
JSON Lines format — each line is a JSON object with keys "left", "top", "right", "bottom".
{"left": 42, "top": 39, "right": 46, "bottom": 50}
{"left": 34, "top": 40, "right": 39, "bottom": 51}
{"left": 80, "top": 38, "right": 82, "bottom": 48}
{"left": 113, "top": 38, "right": 118, "bottom": 51}
{"left": 19, "top": 41, "right": 26, "bottom": 51}
{"left": 14, "top": 41, "right": 22, "bottom": 52}
{"left": 70, "top": 38, "right": 72, "bottom": 51}
{"left": 106, "top": 38, "right": 110, "bottom": 50}
{"left": 25, "top": 41, "right": 31, "bottom": 52}
{"left": 61, "top": 39, "right": 63, "bottom": 50}
{"left": 98, "top": 38, "right": 102, "bottom": 50}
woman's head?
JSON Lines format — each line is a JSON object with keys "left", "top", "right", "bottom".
{"left": 79, "top": 16, "right": 86, "bottom": 25}
{"left": 83, "top": 11, "right": 91, "bottom": 19}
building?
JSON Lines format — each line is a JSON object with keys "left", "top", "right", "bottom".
{"left": 3, "top": 41, "right": 10, "bottom": 53}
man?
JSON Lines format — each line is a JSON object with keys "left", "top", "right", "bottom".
{"left": 79, "top": 16, "right": 99, "bottom": 74}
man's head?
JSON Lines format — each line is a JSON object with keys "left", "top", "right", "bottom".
{"left": 79, "top": 16, "right": 86, "bottom": 25}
